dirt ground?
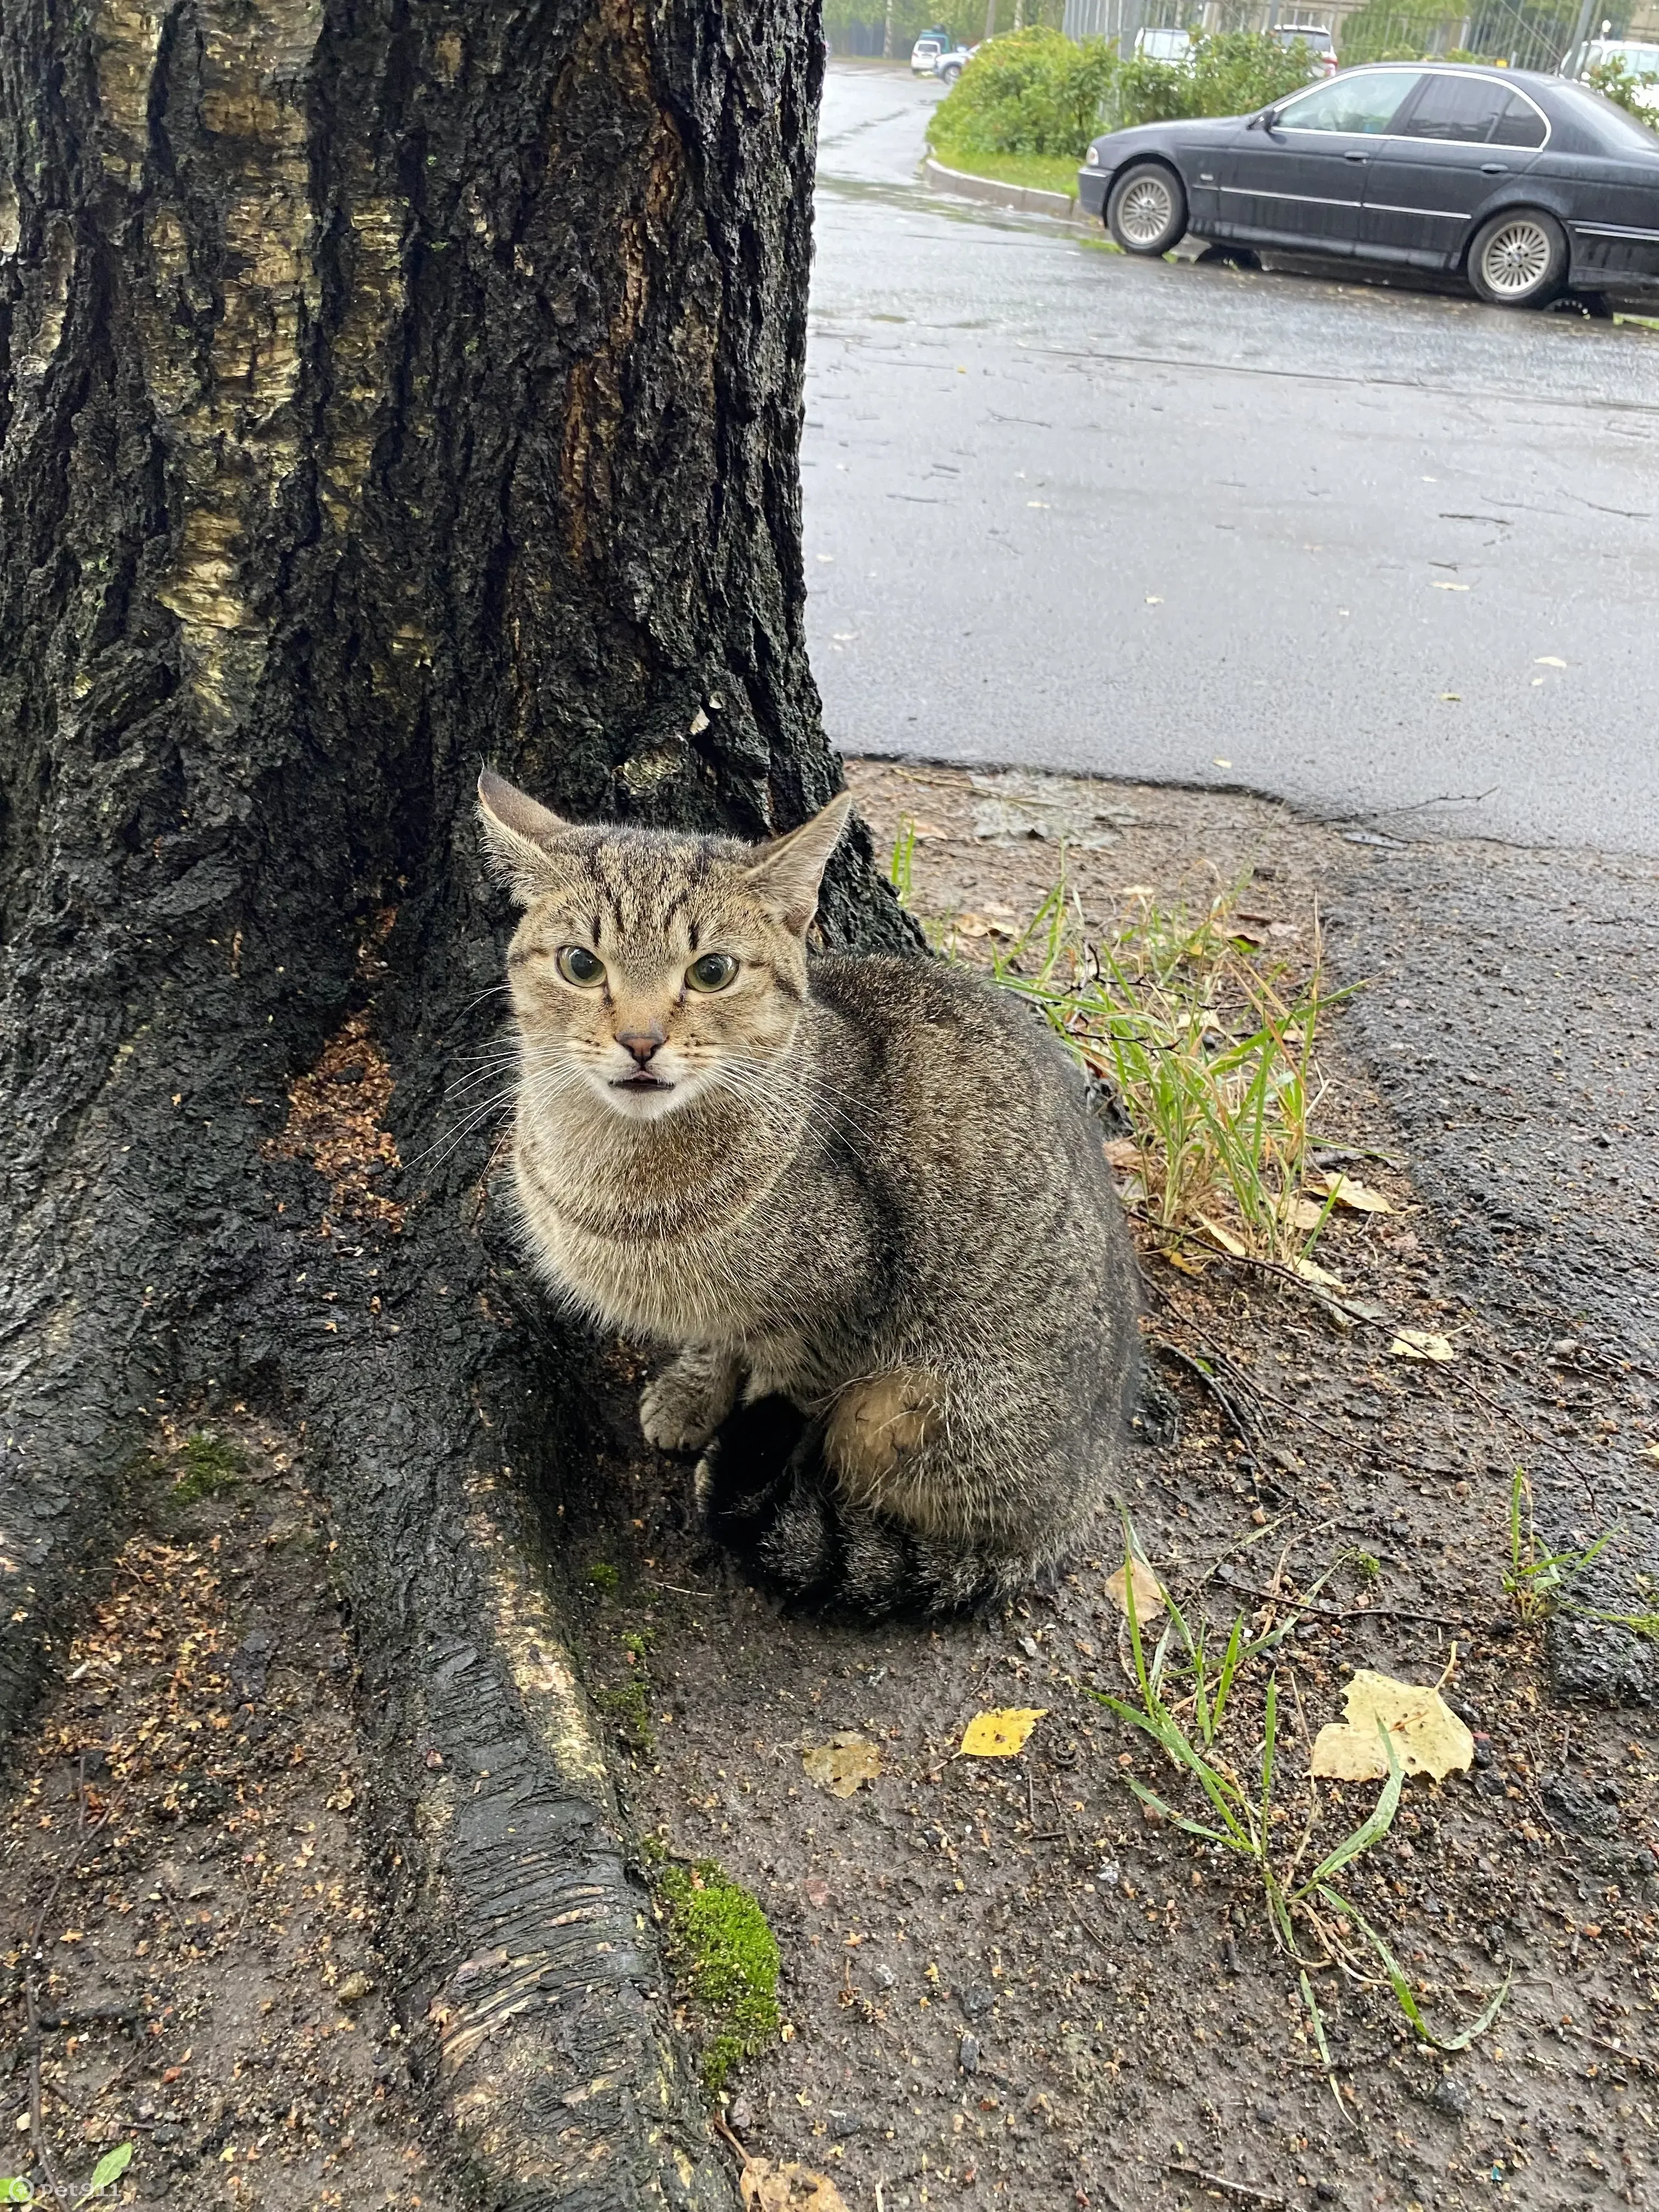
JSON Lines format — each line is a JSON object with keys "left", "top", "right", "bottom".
{"left": 4, "top": 760, "right": 1656, "bottom": 2212}
{"left": 0, "top": 1427, "right": 456, "bottom": 2211}
{"left": 566, "top": 761, "right": 1659, "bottom": 2212}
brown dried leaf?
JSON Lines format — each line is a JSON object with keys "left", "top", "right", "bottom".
{"left": 1318, "top": 1171, "right": 1392, "bottom": 1215}
{"left": 1277, "top": 1195, "right": 1326, "bottom": 1233}
{"left": 1295, "top": 1255, "right": 1346, "bottom": 1291}
{"left": 1105, "top": 1558, "right": 1167, "bottom": 1622}
{"left": 1389, "top": 1329, "right": 1455, "bottom": 1362}
{"left": 1195, "top": 1211, "right": 1248, "bottom": 1259}
{"left": 1103, "top": 1138, "right": 1143, "bottom": 1171}
{"left": 801, "top": 1733, "right": 881, "bottom": 1799}
{"left": 740, "top": 2158, "right": 850, "bottom": 2212}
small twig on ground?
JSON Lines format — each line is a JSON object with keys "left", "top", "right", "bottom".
{"left": 1163, "top": 2165, "right": 1286, "bottom": 2209}
{"left": 1151, "top": 1339, "right": 1260, "bottom": 1449}
{"left": 24, "top": 1966, "right": 61, "bottom": 2206}
{"left": 712, "top": 2111, "right": 749, "bottom": 2164}
{"left": 1212, "top": 1571, "right": 1472, "bottom": 1633}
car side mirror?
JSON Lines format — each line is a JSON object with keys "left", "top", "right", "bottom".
{"left": 1256, "top": 106, "right": 1279, "bottom": 131}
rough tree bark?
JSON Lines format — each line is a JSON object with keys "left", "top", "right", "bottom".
{"left": 0, "top": 2, "right": 906, "bottom": 2201}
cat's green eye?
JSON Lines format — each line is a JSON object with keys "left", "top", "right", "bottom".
{"left": 686, "top": 952, "right": 738, "bottom": 994}
{"left": 556, "top": 945, "right": 606, "bottom": 988}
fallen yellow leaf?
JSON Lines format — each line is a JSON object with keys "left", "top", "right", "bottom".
{"left": 1390, "top": 1329, "right": 1455, "bottom": 1362}
{"left": 1195, "top": 1211, "right": 1248, "bottom": 1258}
{"left": 1311, "top": 1669, "right": 1474, "bottom": 1784}
{"left": 1319, "top": 1171, "right": 1392, "bottom": 1216}
{"left": 740, "top": 2158, "right": 849, "bottom": 2212}
{"left": 1295, "top": 1255, "right": 1346, "bottom": 1291}
{"left": 1165, "top": 1249, "right": 1209, "bottom": 1278}
{"left": 1105, "top": 1558, "right": 1167, "bottom": 1622}
{"left": 1277, "top": 1194, "right": 1326, "bottom": 1233}
{"left": 801, "top": 1734, "right": 881, "bottom": 1799}
{"left": 1431, "top": 579, "right": 1471, "bottom": 591}
{"left": 1643, "top": 1442, "right": 1659, "bottom": 1463}
{"left": 1534, "top": 656, "right": 1566, "bottom": 668}
{"left": 960, "top": 1708, "right": 1046, "bottom": 1758}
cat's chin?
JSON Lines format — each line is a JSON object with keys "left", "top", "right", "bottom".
{"left": 596, "top": 1074, "right": 697, "bottom": 1123}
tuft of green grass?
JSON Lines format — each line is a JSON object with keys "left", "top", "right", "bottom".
{"left": 977, "top": 872, "right": 1353, "bottom": 1267}
{"left": 586, "top": 1560, "right": 620, "bottom": 1595}
{"left": 1503, "top": 1469, "right": 1656, "bottom": 1641}
{"left": 595, "top": 1630, "right": 654, "bottom": 1753}
{"left": 928, "top": 137, "right": 1082, "bottom": 200}
{"left": 171, "top": 1431, "right": 244, "bottom": 1506}
{"left": 1086, "top": 1527, "right": 1508, "bottom": 2056}
{"left": 889, "top": 816, "right": 917, "bottom": 910}
{"left": 1503, "top": 1466, "right": 1611, "bottom": 1623}
{"left": 649, "top": 1848, "right": 781, "bottom": 2093}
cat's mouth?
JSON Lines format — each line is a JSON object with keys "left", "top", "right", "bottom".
{"left": 612, "top": 1071, "right": 673, "bottom": 1091}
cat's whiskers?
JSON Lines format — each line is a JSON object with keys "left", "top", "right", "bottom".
{"left": 422, "top": 1049, "right": 588, "bottom": 1167}
{"left": 710, "top": 1056, "right": 878, "bottom": 1158}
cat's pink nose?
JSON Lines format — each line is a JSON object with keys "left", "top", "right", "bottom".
{"left": 617, "top": 1025, "right": 665, "bottom": 1067}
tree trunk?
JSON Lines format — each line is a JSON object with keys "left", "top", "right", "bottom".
{"left": 0, "top": 1, "right": 902, "bottom": 2200}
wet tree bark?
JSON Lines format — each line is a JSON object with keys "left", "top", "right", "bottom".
{"left": 0, "top": 2, "right": 904, "bottom": 2201}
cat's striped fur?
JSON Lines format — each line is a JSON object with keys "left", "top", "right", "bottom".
{"left": 478, "top": 769, "right": 1141, "bottom": 1618}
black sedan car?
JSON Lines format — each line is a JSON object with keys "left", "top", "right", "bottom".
{"left": 1076, "top": 63, "right": 1659, "bottom": 307}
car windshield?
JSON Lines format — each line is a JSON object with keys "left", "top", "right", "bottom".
{"left": 1556, "top": 81, "right": 1659, "bottom": 151}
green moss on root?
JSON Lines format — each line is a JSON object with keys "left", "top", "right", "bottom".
{"left": 652, "top": 1853, "right": 781, "bottom": 2092}
{"left": 171, "top": 1431, "right": 244, "bottom": 1505}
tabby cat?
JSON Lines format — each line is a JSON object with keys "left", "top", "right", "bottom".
{"left": 478, "top": 768, "right": 1141, "bottom": 1617}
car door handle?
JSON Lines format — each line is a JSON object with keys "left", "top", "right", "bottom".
{"left": 1344, "top": 150, "right": 1368, "bottom": 163}
{"left": 1481, "top": 162, "right": 1508, "bottom": 174}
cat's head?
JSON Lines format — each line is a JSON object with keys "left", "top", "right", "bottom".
{"left": 477, "top": 769, "right": 851, "bottom": 1123}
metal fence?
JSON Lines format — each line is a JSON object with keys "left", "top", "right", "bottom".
{"left": 1061, "top": 0, "right": 1585, "bottom": 68}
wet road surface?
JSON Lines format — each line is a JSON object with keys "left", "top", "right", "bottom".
{"left": 806, "top": 66, "right": 1658, "bottom": 1701}
{"left": 806, "top": 66, "right": 1659, "bottom": 856}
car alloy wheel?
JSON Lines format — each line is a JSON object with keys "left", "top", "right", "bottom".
{"left": 1469, "top": 209, "right": 1566, "bottom": 308}
{"left": 1482, "top": 220, "right": 1551, "bottom": 295}
{"left": 1118, "top": 175, "right": 1174, "bottom": 247}
{"left": 1107, "top": 162, "right": 1187, "bottom": 257}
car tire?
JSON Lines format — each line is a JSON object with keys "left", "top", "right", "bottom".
{"left": 1107, "top": 162, "right": 1188, "bottom": 257}
{"left": 1466, "top": 209, "right": 1567, "bottom": 309}
{"left": 939, "top": 63, "right": 961, "bottom": 84}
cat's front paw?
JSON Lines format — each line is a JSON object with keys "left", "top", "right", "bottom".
{"left": 640, "top": 1350, "right": 739, "bottom": 1453}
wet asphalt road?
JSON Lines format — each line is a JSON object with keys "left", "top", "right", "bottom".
{"left": 806, "top": 66, "right": 1658, "bottom": 1701}
{"left": 805, "top": 66, "right": 1659, "bottom": 855}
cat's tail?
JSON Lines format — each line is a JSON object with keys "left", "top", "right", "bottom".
{"left": 696, "top": 1395, "right": 1051, "bottom": 1621}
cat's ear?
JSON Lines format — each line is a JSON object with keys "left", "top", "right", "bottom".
{"left": 476, "top": 767, "right": 571, "bottom": 904}
{"left": 743, "top": 793, "right": 853, "bottom": 935}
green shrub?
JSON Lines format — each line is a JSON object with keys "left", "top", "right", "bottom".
{"left": 930, "top": 25, "right": 1118, "bottom": 156}
{"left": 1109, "top": 53, "right": 1195, "bottom": 128}
{"left": 931, "top": 24, "right": 1322, "bottom": 159}
{"left": 1189, "top": 30, "right": 1324, "bottom": 117}
{"left": 1587, "top": 55, "right": 1659, "bottom": 123}
{"left": 1110, "top": 31, "right": 1323, "bottom": 129}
